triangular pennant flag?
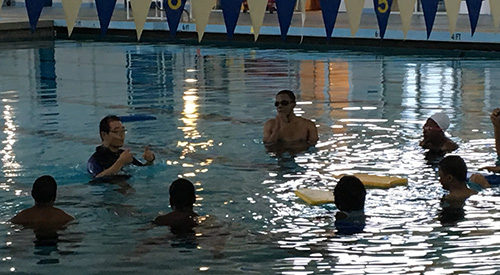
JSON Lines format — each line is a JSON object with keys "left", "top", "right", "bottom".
{"left": 275, "top": 0, "right": 297, "bottom": 40}
{"left": 344, "top": 0, "right": 365, "bottom": 37}
{"left": 191, "top": 0, "right": 216, "bottom": 42}
{"left": 221, "top": 0, "right": 244, "bottom": 40}
{"left": 319, "top": 0, "right": 341, "bottom": 40}
{"left": 95, "top": 0, "right": 117, "bottom": 36}
{"left": 421, "top": 0, "right": 438, "bottom": 39}
{"left": 25, "top": 0, "right": 45, "bottom": 33}
{"left": 444, "top": 0, "right": 461, "bottom": 35}
{"left": 397, "top": 0, "right": 416, "bottom": 39}
{"left": 373, "top": 0, "right": 393, "bottom": 39}
{"left": 490, "top": 0, "right": 500, "bottom": 32}
{"left": 130, "top": 0, "right": 151, "bottom": 40}
{"left": 247, "top": 0, "right": 268, "bottom": 41}
{"left": 61, "top": 0, "right": 82, "bottom": 37}
{"left": 164, "top": 0, "right": 187, "bottom": 38}
{"left": 466, "top": 0, "right": 483, "bottom": 36}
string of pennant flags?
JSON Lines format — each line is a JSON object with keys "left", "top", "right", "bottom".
{"left": 15, "top": 0, "right": 500, "bottom": 42}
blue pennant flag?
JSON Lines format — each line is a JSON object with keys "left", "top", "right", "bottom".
{"left": 319, "top": 0, "right": 341, "bottom": 41}
{"left": 95, "top": 0, "right": 118, "bottom": 36}
{"left": 421, "top": 0, "right": 438, "bottom": 39}
{"left": 275, "top": 0, "right": 297, "bottom": 40}
{"left": 466, "top": 0, "right": 483, "bottom": 36}
{"left": 373, "top": 0, "right": 392, "bottom": 39}
{"left": 25, "top": 0, "right": 45, "bottom": 33}
{"left": 221, "top": 0, "right": 244, "bottom": 40}
{"left": 164, "top": 0, "right": 187, "bottom": 38}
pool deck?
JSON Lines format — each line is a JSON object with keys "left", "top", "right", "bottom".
{"left": 2, "top": 4, "right": 500, "bottom": 53}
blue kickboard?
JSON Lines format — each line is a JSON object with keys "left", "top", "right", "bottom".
{"left": 118, "top": 114, "right": 157, "bottom": 122}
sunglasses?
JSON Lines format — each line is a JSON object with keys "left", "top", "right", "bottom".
{"left": 274, "top": 100, "right": 293, "bottom": 107}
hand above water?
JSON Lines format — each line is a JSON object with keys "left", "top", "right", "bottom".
{"left": 491, "top": 108, "right": 500, "bottom": 128}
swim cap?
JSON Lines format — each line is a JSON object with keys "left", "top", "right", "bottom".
{"left": 430, "top": 112, "right": 450, "bottom": 131}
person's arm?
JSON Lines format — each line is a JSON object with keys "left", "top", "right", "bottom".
{"left": 96, "top": 149, "right": 134, "bottom": 178}
{"left": 469, "top": 173, "right": 491, "bottom": 189}
{"left": 263, "top": 119, "right": 279, "bottom": 143}
{"left": 307, "top": 120, "right": 318, "bottom": 146}
{"left": 491, "top": 108, "right": 500, "bottom": 157}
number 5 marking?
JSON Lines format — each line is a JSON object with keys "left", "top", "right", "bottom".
{"left": 378, "top": 0, "right": 388, "bottom": 13}
{"left": 168, "top": 0, "right": 182, "bottom": 10}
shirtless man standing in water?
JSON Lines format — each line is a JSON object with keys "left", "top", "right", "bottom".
{"left": 263, "top": 90, "right": 318, "bottom": 154}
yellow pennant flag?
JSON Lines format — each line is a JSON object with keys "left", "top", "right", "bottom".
{"left": 191, "top": 0, "right": 216, "bottom": 42}
{"left": 344, "top": 0, "right": 365, "bottom": 37}
{"left": 61, "top": 0, "right": 82, "bottom": 37}
{"left": 444, "top": 0, "right": 461, "bottom": 35}
{"left": 490, "top": 0, "right": 500, "bottom": 32}
{"left": 397, "top": 0, "right": 416, "bottom": 39}
{"left": 247, "top": 0, "right": 268, "bottom": 41}
{"left": 130, "top": 0, "right": 151, "bottom": 40}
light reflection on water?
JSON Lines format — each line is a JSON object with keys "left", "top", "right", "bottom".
{"left": 0, "top": 41, "right": 499, "bottom": 273}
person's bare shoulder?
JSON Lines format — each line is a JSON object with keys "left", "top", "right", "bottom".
{"left": 10, "top": 208, "right": 32, "bottom": 224}
{"left": 52, "top": 208, "right": 75, "bottom": 224}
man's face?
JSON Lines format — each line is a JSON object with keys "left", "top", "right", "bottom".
{"left": 423, "top": 119, "right": 442, "bottom": 140}
{"left": 102, "top": 120, "right": 126, "bottom": 149}
{"left": 275, "top": 93, "right": 295, "bottom": 115}
{"left": 439, "top": 168, "right": 450, "bottom": 190}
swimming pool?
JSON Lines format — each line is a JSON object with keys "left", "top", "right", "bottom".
{"left": 1, "top": 40, "right": 500, "bottom": 273}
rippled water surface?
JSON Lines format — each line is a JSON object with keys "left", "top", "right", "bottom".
{"left": 1, "top": 41, "right": 500, "bottom": 273}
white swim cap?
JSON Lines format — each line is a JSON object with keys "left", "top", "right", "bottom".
{"left": 429, "top": 112, "right": 450, "bottom": 131}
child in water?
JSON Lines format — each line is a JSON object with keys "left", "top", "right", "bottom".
{"left": 334, "top": 175, "right": 366, "bottom": 234}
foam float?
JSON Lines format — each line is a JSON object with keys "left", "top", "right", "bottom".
{"left": 295, "top": 188, "right": 334, "bottom": 205}
{"left": 118, "top": 114, "right": 157, "bottom": 122}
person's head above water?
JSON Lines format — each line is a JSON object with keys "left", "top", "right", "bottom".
{"left": 439, "top": 155, "right": 467, "bottom": 188}
{"left": 32, "top": 175, "right": 57, "bottom": 205}
{"left": 169, "top": 178, "right": 196, "bottom": 210}
{"left": 334, "top": 175, "right": 366, "bottom": 212}
{"left": 425, "top": 112, "right": 450, "bottom": 132}
{"left": 275, "top": 90, "right": 297, "bottom": 116}
{"left": 99, "top": 115, "right": 126, "bottom": 149}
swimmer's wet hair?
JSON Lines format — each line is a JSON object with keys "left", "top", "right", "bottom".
{"left": 169, "top": 178, "right": 196, "bottom": 209}
{"left": 32, "top": 175, "right": 57, "bottom": 204}
{"left": 277, "top": 90, "right": 296, "bottom": 102}
{"left": 334, "top": 175, "right": 366, "bottom": 212}
{"left": 439, "top": 155, "right": 467, "bottom": 182}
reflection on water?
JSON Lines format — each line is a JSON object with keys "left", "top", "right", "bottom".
{"left": 0, "top": 41, "right": 500, "bottom": 273}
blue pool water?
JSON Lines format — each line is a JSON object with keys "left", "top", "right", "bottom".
{"left": 1, "top": 40, "right": 500, "bottom": 273}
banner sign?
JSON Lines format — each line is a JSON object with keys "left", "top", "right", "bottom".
{"left": 466, "top": 0, "right": 483, "bottom": 36}
{"left": 421, "top": 0, "right": 438, "bottom": 38}
{"left": 320, "top": 0, "right": 341, "bottom": 40}
{"left": 275, "top": 0, "right": 297, "bottom": 40}
{"left": 25, "top": 0, "right": 45, "bottom": 32}
{"left": 164, "top": 0, "right": 187, "bottom": 38}
{"left": 373, "top": 0, "right": 393, "bottom": 39}
{"left": 95, "top": 0, "right": 118, "bottom": 35}
{"left": 221, "top": 0, "right": 244, "bottom": 40}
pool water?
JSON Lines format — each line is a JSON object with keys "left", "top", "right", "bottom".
{"left": 1, "top": 40, "right": 500, "bottom": 273}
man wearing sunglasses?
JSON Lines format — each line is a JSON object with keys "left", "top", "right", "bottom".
{"left": 419, "top": 112, "right": 458, "bottom": 155}
{"left": 263, "top": 90, "right": 318, "bottom": 154}
{"left": 87, "top": 115, "right": 155, "bottom": 178}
